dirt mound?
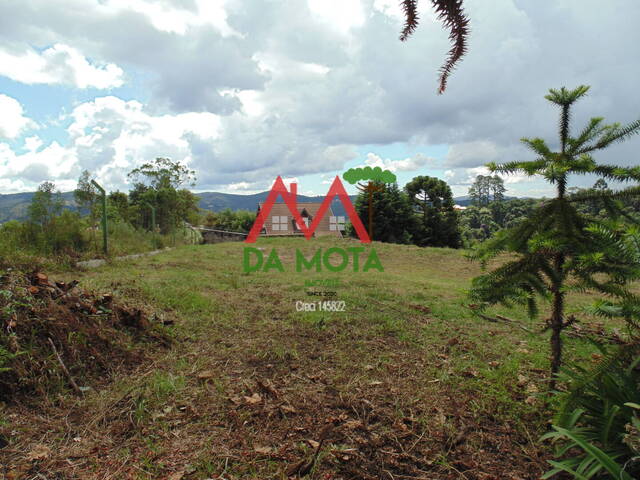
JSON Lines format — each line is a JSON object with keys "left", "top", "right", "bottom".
{"left": 0, "top": 269, "right": 171, "bottom": 403}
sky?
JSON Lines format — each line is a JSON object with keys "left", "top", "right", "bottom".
{"left": 0, "top": 0, "right": 639, "bottom": 198}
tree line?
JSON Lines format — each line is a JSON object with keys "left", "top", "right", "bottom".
{"left": 0, "top": 157, "right": 262, "bottom": 264}
{"left": 347, "top": 172, "right": 544, "bottom": 249}
{"left": 348, "top": 176, "right": 462, "bottom": 248}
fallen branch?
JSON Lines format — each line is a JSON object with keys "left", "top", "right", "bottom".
{"left": 476, "top": 309, "right": 627, "bottom": 344}
{"left": 564, "top": 324, "right": 627, "bottom": 344}
{"left": 48, "top": 337, "right": 83, "bottom": 396}
{"left": 473, "top": 311, "right": 534, "bottom": 334}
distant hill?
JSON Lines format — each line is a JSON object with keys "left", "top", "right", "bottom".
{"left": 0, "top": 190, "right": 514, "bottom": 224}
{"left": 0, "top": 192, "right": 78, "bottom": 223}
{"left": 196, "top": 191, "right": 359, "bottom": 217}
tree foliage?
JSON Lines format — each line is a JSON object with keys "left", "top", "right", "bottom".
{"left": 346, "top": 175, "right": 460, "bottom": 247}
{"left": 352, "top": 182, "right": 416, "bottom": 244}
{"left": 542, "top": 224, "right": 640, "bottom": 477}
{"left": 205, "top": 209, "right": 256, "bottom": 233}
{"left": 17, "top": 182, "right": 86, "bottom": 255}
{"left": 28, "top": 181, "right": 64, "bottom": 228}
{"left": 468, "top": 175, "right": 506, "bottom": 206}
{"left": 399, "top": 0, "right": 470, "bottom": 93}
{"left": 405, "top": 175, "right": 461, "bottom": 248}
{"left": 73, "top": 170, "right": 97, "bottom": 217}
{"left": 343, "top": 166, "right": 397, "bottom": 240}
{"left": 107, "top": 191, "right": 131, "bottom": 223}
{"left": 128, "top": 158, "right": 200, "bottom": 234}
{"left": 470, "top": 85, "right": 640, "bottom": 386}
{"left": 1, "top": 160, "right": 205, "bottom": 262}
{"left": 127, "top": 157, "right": 196, "bottom": 189}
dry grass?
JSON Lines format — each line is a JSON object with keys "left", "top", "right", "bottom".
{"left": 0, "top": 237, "right": 614, "bottom": 479}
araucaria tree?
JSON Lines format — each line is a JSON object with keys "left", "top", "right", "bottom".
{"left": 352, "top": 182, "right": 416, "bottom": 244}
{"left": 468, "top": 175, "right": 505, "bottom": 206}
{"left": 470, "top": 86, "right": 640, "bottom": 387}
{"left": 405, "top": 175, "right": 461, "bottom": 248}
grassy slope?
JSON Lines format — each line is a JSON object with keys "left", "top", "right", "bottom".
{"left": 3, "top": 237, "right": 606, "bottom": 479}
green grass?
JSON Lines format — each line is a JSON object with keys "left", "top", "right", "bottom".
{"left": 33, "top": 236, "right": 619, "bottom": 478}
{"left": 69, "top": 236, "right": 608, "bottom": 414}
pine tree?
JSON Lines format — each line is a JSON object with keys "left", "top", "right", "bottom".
{"left": 405, "top": 175, "right": 461, "bottom": 248}
{"left": 468, "top": 175, "right": 488, "bottom": 206}
{"left": 470, "top": 85, "right": 640, "bottom": 389}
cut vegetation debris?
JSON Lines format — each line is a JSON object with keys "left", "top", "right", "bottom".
{"left": 0, "top": 269, "right": 172, "bottom": 402}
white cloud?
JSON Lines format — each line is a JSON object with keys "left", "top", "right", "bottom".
{"left": 227, "top": 181, "right": 253, "bottom": 191}
{"left": 445, "top": 141, "right": 501, "bottom": 168}
{"left": 1, "top": 0, "right": 640, "bottom": 197}
{"left": 372, "top": 0, "right": 435, "bottom": 21}
{"left": 24, "top": 136, "right": 43, "bottom": 152}
{"left": 0, "top": 95, "right": 223, "bottom": 192}
{"left": 307, "top": 0, "right": 365, "bottom": 34}
{"left": 66, "top": 96, "right": 221, "bottom": 182}
{"left": 444, "top": 166, "right": 531, "bottom": 186}
{"left": 0, "top": 140, "right": 76, "bottom": 184}
{"left": 0, "top": 95, "right": 36, "bottom": 139}
{"left": 219, "top": 88, "right": 265, "bottom": 116}
{"left": 270, "top": 176, "right": 299, "bottom": 189}
{"left": 0, "top": 177, "right": 31, "bottom": 194}
{"left": 0, "top": 44, "right": 124, "bottom": 88}
{"left": 104, "top": 0, "right": 240, "bottom": 37}
{"left": 363, "top": 152, "right": 434, "bottom": 172}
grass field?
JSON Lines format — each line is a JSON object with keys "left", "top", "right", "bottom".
{"left": 2, "top": 237, "right": 610, "bottom": 479}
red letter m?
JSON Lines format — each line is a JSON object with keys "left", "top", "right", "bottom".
{"left": 245, "top": 176, "right": 370, "bottom": 243}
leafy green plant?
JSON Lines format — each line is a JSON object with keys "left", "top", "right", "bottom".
{"left": 542, "top": 346, "right": 640, "bottom": 479}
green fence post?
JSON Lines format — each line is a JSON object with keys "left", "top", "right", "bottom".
{"left": 91, "top": 180, "right": 108, "bottom": 255}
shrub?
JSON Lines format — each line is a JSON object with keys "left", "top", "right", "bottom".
{"left": 542, "top": 345, "right": 640, "bottom": 479}
{"left": 210, "top": 209, "right": 256, "bottom": 233}
{"left": 48, "top": 210, "right": 87, "bottom": 253}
